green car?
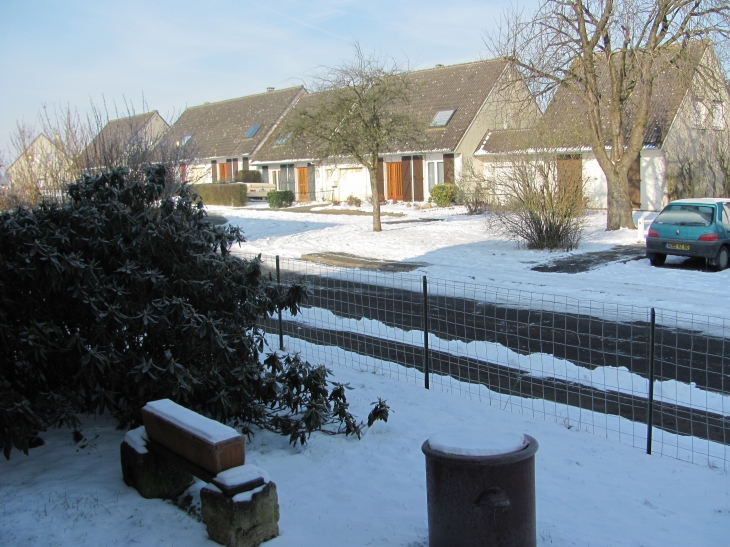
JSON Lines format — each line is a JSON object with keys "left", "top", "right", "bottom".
{"left": 646, "top": 198, "right": 730, "bottom": 270}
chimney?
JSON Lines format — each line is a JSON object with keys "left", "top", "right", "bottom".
{"left": 267, "top": 87, "right": 275, "bottom": 92}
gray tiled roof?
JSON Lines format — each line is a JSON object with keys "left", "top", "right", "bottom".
{"left": 163, "top": 87, "right": 305, "bottom": 159}
{"left": 479, "top": 43, "right": 708, "bottom": 155}
{"left": 85, "top": 111, "right": 164, "bottom": 156}
{"left": 254, "top": 59, "right": 509, "bottom": 162}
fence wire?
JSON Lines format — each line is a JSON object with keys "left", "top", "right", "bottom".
{"left": 243, "top": 252, "right": 730, "bottom": 470}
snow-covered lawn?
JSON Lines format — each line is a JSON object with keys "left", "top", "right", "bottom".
{"left": 3, "top": 203, "right": 729, "bottom": 547}
{"left": 217, "top": 202, "right": 730, "bottom": 319}
{"left": 2, "top": 344, "right": 728, "bottom": 547}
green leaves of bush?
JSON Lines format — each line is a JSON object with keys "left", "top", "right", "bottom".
{"left": 267, "top": 190, "right": 295, "bottom": 208}
{"left": 0, "top": 166, "right": 384, "bottom": 459}
{"left": 429, "top": 184, "right": 458, "bottom": 207}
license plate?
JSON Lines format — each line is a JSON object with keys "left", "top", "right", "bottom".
{"left": 667, "top": 243, "right": 690, "bottom": 250}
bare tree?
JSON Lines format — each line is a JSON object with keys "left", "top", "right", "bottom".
{"left": 488, "top": 0, "right": 730, "bottom": 230}
{"left": 285, "top": 44, "right": 426, "bottom": 232}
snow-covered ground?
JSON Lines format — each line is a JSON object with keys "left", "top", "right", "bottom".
{"left": 217, "top": 202, "right": 730, "bottom": 319}
{"left": 3, "top": 203, "right": 729, "bottom": 547}
{"left": 2, "top": 341, "right": 728, "bottom": 547}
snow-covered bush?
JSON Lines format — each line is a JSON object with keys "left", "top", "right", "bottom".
{"left": 0, "top": 166, "right": 384, "bottom": 459}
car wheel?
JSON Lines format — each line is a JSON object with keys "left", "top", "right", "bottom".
{"left": 649, "top": 253, "right": 666, "bottom": 267}
{"left": 714, "top": 246, "right": 729, "bottom": 271}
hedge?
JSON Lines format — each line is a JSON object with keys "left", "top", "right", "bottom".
{"left": 192, "top": 183, "right": 248, "bottom": 206}
{"left": 267, "top": 190, "right": 295, "bottom": 208}
{"left": 235, "top": 170, "right": 262, "bottom": 183}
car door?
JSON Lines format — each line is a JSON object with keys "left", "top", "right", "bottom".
{"left": 722, "top": 204, "right": 730, "bottom": 241}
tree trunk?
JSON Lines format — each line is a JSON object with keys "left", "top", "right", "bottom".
{"left": 369, "top": 166, "right": 382, "bottom": 232}
{"left": 606, "top": 167, "right": 636, "bottom": 230}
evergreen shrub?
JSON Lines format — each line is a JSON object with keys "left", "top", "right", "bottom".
{"left": 234, "top": 170, "right": 262, "bottom": 183}
{"left": 192, "top": 183, "right": 248, "bottom": 206}
{"left": 0, "top": 166, "right": 386, "bottom": 459}
{"left": 267, "top": 190, "right": 295, "bottom": 208}
{"left": 429, "top": 184, "right": 458, "bottom": 207}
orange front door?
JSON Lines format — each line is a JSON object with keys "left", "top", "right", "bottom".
{"left": 296, "top": 167, "right": 309, "bottom": 201}
{"left": 386, "top": 162, "right": 402, "bottom": 200}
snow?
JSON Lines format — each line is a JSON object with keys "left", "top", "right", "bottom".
{"left": 143, "top": 399, "right": 240, "bottom": 444}
{"left": 214, "top": 204, "right": 730, "bottom": 320}
{"left": 2, "top": 203, "right": 729, "bottom": 546}
{"left": 123, "top": 426, "right": 148, "bottom": 454}
{"left": 214, "top": 464, "right": 270, "bottom": 488}
{"left": 427, "top": 430, "right": 527, "bottom": 456}
{"left": 2, "top": 353, "right": 729, "bottom": 547}
{"left": 283, "top": 306, "right": 730, "bottom": 416}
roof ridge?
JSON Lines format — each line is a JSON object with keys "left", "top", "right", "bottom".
{"left": 186, "top": 86, "right": 304, "bottom": 110}
{"left": 412, "top": 58, "right": 507, "bottom": 75}
{"left": 106, "top": 111, "right": 158, "bottom": 124}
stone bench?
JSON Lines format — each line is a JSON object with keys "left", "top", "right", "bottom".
{"left": 120, "top": 399, "right": 279, "bottom": 547}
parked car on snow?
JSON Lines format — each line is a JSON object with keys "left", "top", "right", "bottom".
{"left": 646, "top": 198, "right": 730, "bottom": 270}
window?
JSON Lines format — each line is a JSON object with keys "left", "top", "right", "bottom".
{"left": 244, "top": 124, "right": 261, "bottom": 138}
{"left": 427, "top": 161, "right": 444, "bottom": 189}
{"left": 712, "top": 102, "right": 724, "bottom": 130}
{"left": 180, "top": 134, "right": 192, "bottom": 146}
{"left": 723, "top": 205, "right": 730, "bottom": 228}
{"left": 274, "top": 132, "right": 291, "bottom": 146}
{"left": 691, "top": 101, "right": 709, "bottom": 128}
{"left": 430, "top": 109, "right": 456, "bottom": 128}
{"left": 271, "top": 170, "right": 279, "bottom": 188}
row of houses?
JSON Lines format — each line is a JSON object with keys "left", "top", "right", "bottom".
{"left": 9, "top": 44, "right": 730, "bottom": 210}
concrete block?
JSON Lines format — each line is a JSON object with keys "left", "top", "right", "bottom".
{"left": 201, "top": 481, "right": 280, "bottom": 547}
{"left": 120, "top": 428, "right": 194, "bottom": 499}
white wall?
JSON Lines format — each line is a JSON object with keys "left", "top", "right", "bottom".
{"left": 640, "top": 150, "right": 666, "bottom": 210}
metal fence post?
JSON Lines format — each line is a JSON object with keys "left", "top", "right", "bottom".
{"left": 423, "top": 275, "right": 430, "bottom": 390}
{"left": 647, "top": 308, "right": 656, "bottom": 455}
{"left": 276, "top": 256, "right": 284, "bottom": 352}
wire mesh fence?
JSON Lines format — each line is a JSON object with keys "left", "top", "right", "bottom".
{"left": 244, "top": 252, "right": 730, "bottom": 470}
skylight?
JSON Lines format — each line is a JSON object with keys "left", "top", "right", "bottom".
{"left": 430, "top": 109, "right": 456, "bottom": 127}
{"left": 244, "top": 124, "right": 261, "bottom": 138}
{"left": 180, "top": 134, "right": 192, "bottom": 146}
{"left": 274, "top": 132, "right": 291, "bottom": 146}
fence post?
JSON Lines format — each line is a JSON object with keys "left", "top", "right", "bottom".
{"left": 646, "top": 308, "right": 656, "bottom": 455}
{"left": 276, "top": 256, "right": 284, "bottom": 352}
{"left": 423, "top": 275, "right": 430, "bottom": 390}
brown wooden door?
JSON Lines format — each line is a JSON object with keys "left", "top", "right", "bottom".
{"left": 387, "top": 162, "right": 403, "bottom": 200}
{"left": 628, "top": 157, "right": 641, "bottom": 209}
{"left": 413, "top": 156, "right": 424, "bottom": 201}
{"left": 402, "top": 157, "right": 413, "bottom": 201}
{"left": 296, "top": 167, "right": 309, "bottom": 201}
{"left": 443, "top": 154, "right": 455, "bottom": 184}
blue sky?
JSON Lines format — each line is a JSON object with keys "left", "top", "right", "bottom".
{"left": 0, "top": 0, "right": 537, "bottom": 164}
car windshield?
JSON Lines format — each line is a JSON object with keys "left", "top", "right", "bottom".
{"left": 654, "top": 204, "right": 715, "bottom": 226}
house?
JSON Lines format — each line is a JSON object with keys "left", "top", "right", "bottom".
{"left": 84, "top": 111, "right": 170, "bottom": 171}
{"left": 475, "top": 42, "right": 730, "bottom": 211}
{"left": 251, "top": 59, "right": 540, "bottom": 203}
{"left": 7, "top": 133, "right": 72, "bottom": 200}
{"left": 161, "top": 87, "right": 305, "bottom": 184}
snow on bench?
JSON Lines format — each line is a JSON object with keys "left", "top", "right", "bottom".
{"left": 141, "top": 399, "right": 245, "bottom": 479}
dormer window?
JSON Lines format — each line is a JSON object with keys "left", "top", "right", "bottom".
{"left": 430, "top": 108, "right": 456, "bottom": 127}
{"left": 244, "top": 124, "right": 261, "bottom": 138}
{"left": 274, "top": 132, "right": 291, "bottom": 146}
